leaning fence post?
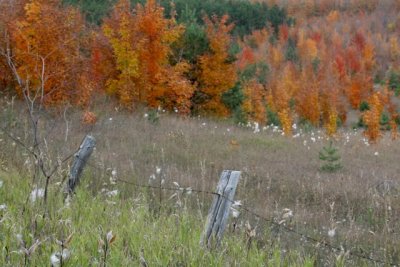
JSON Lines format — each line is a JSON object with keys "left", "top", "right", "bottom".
{"left": 66, "top": 135, "right": 96, "bottom": 194}
{"left": 201, "top": 170, "right": 241, "bottom": 248}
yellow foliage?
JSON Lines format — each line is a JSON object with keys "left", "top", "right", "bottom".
{"left": 389, "top": 36, "right": 399, "bottom": 60}
{"left": 327, "top": 10, "right": 339, "bottom": 23}
{"left": 198, "top": 15, "right": 237, "bottom": 116}
{"left": 305, "top": 38, "right": 318, "bottom": 59}
{"left": 363, "top": 92, "right": 384, "bottom": 143}
{"left": 362, "top": 43, "right": 375, "bottom": 71}
{"left": 12, "top": 0, "right": 87, "bottom": 105}
{"left": 278, "top": 109, "right": 292, "bottom": 136}
{"left": 325, "top": 108, "right": 337, "bottom": 136}
{"left": 242, "top": 81, "right": 266, "bottom": 123}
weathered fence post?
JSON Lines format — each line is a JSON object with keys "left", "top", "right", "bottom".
{"left": 66, "top": 135, "right": 96, "bottom": 194}
{"left": 201, "top": 170, "right": 241, "bottom": 248}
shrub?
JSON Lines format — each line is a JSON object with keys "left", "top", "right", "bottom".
{"left": 319, "top": 141, "right": 342, "bottom": 173}
{"left": 388, "top": 70, "right": 400, "bottom": 95}
{"left": 359, "top": 101, "right": 370, "bottom": 111}
{"left": 266, "top": 105, "right": 281, "bottom": 126}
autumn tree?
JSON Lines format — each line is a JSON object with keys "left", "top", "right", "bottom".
{"left": 242, "top": 80, "right": 266, "bottom": 123}
{"left": 9, "top": 0, "right": 88, "bottom": 106}
{"left": 134, "top": 0, "right": 193, "bottom": 112}
{"left": 0, "top": 0, "right": 25, "bottom": 91}
{"left": 295, "top": 66, "right": 320, "bottom": 126}
{"left": 103, "top": 0, "right": 193, "bottom": 112}
{"left": 269, "top": 69, "right": 293, "bottom": 135}
{"left": 363, "top": 92, "right": 384, "bottom": 143}
{"left": 102, "top": 0, "right": 139, "bottom": 106}
{"left": 197, "top": 15, "right": 237, "bottom": 116}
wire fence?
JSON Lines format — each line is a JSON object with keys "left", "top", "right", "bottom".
{"left": 105, "top": 175, "right": 397, "bottom": 266}
{"left": 1, "top": 127, "right": 398, "bottom": 267}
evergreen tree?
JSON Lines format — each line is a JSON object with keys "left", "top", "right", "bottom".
{"left": 319, "top": 141, "right": 342, "bottom": 172}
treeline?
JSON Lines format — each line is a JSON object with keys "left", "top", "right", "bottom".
{"left": 63, "top": 0, "right": 289, "bottom": 35}
{"left": 1, "top": 0, "right": 400, "bottom": 142}
{"left": 0, "top": 0, "right": 288, "bottom": 114}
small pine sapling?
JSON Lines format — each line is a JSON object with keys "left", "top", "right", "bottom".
{"left": 319, "top": 141, "right": 342, "bottom": 172}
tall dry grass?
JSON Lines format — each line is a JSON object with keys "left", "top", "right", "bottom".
{"left": 1, "top": 95, "right": 400, "bottom": 265}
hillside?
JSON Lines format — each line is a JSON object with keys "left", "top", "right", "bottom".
{"left": 1, "top": 0, "right": 400, "bottom": 266}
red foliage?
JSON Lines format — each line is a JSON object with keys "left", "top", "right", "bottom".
{"left": 346, "top": 46, "right": 361, "bottom": 73}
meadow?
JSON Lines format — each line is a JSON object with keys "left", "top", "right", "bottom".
{"left": 1, "top": 0, "right": 400, "bottom": 265}
{"left": 1, "top": 95, "right": 400, "bottom": 266}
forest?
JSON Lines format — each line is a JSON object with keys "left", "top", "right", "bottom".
{"left": 1, "top": 0, "right": 400, "bottom": 142}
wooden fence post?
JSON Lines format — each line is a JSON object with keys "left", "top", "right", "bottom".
{"left": 66, "top": 135, "right": 95, "bottom": 194}
{"left": 201, "top": 170, "right": 241, "bottom": 248}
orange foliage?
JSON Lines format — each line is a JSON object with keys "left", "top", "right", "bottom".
{"left": 0, "top": 0, "right": 25, "bottom": 91}
{"left": 134, "top": 0, "right": 185, "bottom": 108}
{"left": 236, "top": 4, "right": 398, "bottom": 140}
{"left": 90, "top": 32, "right": 116, "bottom": 92}
{"left": 198, "top": 15, "right": 237, "bottom": 116}
{"left": 272, "top": 77, "right": 293, "bottom": 135}
{"left": 346, "top": 46, "right": 361, "bottom": 73}
{"left": 296, "top": 70, "right": 320, "bottom": 125}
{"left": 305, "top": 38, "right": 318, "bottom": 59}
{"left": 102, "top": 0, "right": 193, "bottom": 112}
{"left": 334, "top": 54, "right": 346, "bottom": 79}
{"left": 326, "top": 10, "right": 339, "bottom": 23}
{"left": 11, "top": 0, "right": 88, "bottom": 105}
{"left": 363, "top": 92, "right": 384, "bottom": 143}
{"left": 82, "top": 110, "right": 97, "bottom": 125}
{"left": 242, "top": 81, "right": 266, "bottom": 123}
{"left": 237, "top": 46, "right": 255, "bottom": 70}
{"left": 347, "top": 79, "right": 362, "bottom": 109}
{"left": 362, "top": 42, "right": 375, "bottom": 71}
{"left": 159, "top": 61, "right": 195, "bottom": 114}
{"left": 0, "top": 0, "right": 398, "bottom": 142}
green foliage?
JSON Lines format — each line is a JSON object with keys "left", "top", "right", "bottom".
{"left": 299, "top": 118, "right": 314, "bottom": 133}
{"left": 228, "top": 42, "right": 240, "bottom": 64}
{"left": 257, "top": 62, "right": 270, "bottom": 85}
{"left": 0, "top": 170, "right": 318, "bottom": 266}
{"left": 173, "top": 7, "right": 209, "bottom": 64}
{"left": 319, "top": 141, "right": 342, "bottom": 172}
{"left": 388, "top": 70, "right": 400, "bottom": 96}
{"left": 222, "top": 83, "right": 246, "bottom": 123}
{"left": 285, "top": 37, "right": 299, "bottom": 63}
{"left": 241, "top": 64, "right": 258, "bottom": 81}
{"left": 232, "top": 107, "right": 247, "bottom": 124}
{"left": 62, "top": 0, "right": 117, "bottom": 25}
{"left": 357, "top": 117, "right": 365, "bottom": 128}
{"left": 67, "top": 0, "right": 289, "bottom": 36}
{"left": 240, "top": 62, "right": 269, "bottom": 85}
{"left": 162, "top": 0, "right": 289, "bottom": 37}
{"left": 359, "top": 101, "right": 370, "bottom": 111}
{"left": 380, "top": 112, "right": 391, "bottom": 130}
{"left": 267, "top": 4, "right": 288, "bottom": 35}
{"left": 395, "top": 115, "right": 400, "bottom": 125}
{"left": 147, "top": 109, "right": 160, "bottom": 124}
{"left": 266, "top": 105, "right": 281, "bottom": 126}
{"left": 312, "top": 57, "right": 320, "bottom": 73}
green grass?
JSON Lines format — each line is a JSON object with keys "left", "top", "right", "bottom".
{"left": 0, "top": 170, "right": 317, "bottom": 266}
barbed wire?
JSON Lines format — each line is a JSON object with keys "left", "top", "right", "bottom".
{"left": 110, "top": 176, "right": 398, "bottom": 266}
{"left": 1, "top": 132, "right": 397, "bottom": 266}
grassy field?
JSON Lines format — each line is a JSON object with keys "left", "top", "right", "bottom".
{"left": 1, "top": 96, "right": 400, "bottom": 266}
